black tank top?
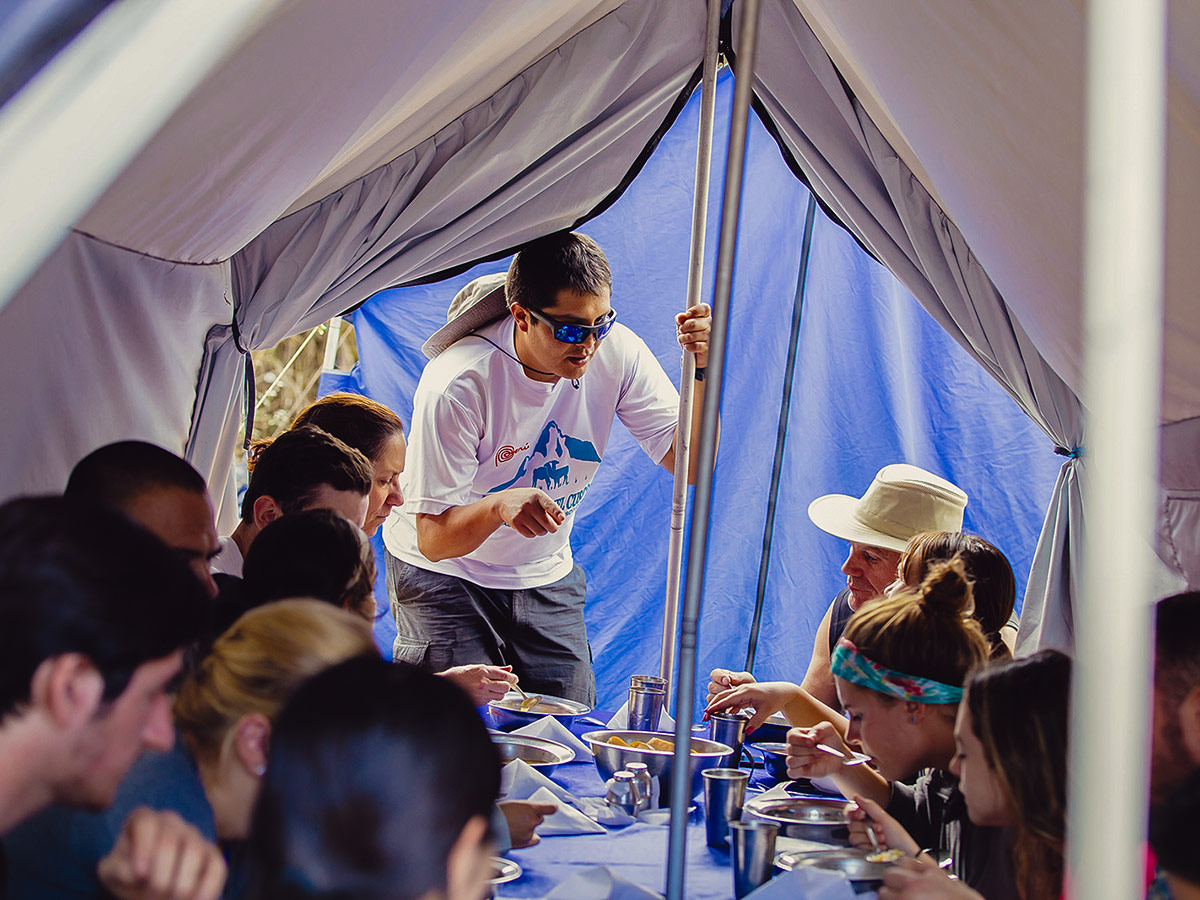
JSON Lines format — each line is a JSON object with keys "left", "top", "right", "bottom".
{"left": 827, "top": 588, "right": 854, "bottom": 655}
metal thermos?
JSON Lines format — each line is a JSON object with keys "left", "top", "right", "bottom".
{"left": 604, "top": 771, "right": 640, "bottom": 818}
{"left": 626, "top": 762, "right": 654, "bottom": 811}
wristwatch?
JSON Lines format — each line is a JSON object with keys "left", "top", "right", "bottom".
{"left": 694, "top": 367, "right": 706, "bottom": 382}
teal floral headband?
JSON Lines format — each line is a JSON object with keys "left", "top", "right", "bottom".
{"left": 831, "top": 638, "right": 964, "bottom": 704}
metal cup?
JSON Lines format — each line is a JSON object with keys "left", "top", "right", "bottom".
{"left": 628, "top": 684, "right": 667, "bottom": 732}
{"left": 630, "top": 674, "right": 668, "bottom": 691}
{"left": 730, "top": 820, "right": 779, "bottom": 898}
{"left": 708, "top": 710, "right": 750, "bottom": 767}
{"left": 702, "top": 768, "right": 749, "bottom": 848}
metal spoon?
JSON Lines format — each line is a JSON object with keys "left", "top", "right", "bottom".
{"left": 815, "top": 743, "right": 870, "bottom": 766}
{"left": 865, "top": 823, "right": 882, "bottom": 854}
{"left": 512, "top": 683, "right": 541, "bottom": 712}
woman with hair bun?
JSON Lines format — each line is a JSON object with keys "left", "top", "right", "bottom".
{"left": 786, "top": 561, "right": 1018, "bottom": 900}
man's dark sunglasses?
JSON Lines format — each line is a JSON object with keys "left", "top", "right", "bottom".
{"left": 527, "top": 308, "right": 617, "bottom": 344}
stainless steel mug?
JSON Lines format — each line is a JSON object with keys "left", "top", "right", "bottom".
{"left": 702, "top": 768, "right": 749, "bottom": 848}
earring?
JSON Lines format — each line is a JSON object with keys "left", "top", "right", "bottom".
{"left": 908, "top": 717, "right": 916, "bottom": 724}
{"left": 255, "top": 765, "right": 266, "bottom": 777}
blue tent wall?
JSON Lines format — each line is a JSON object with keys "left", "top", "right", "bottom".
{"left": 324, "top": 70, "right": 1062, "bottom": 713}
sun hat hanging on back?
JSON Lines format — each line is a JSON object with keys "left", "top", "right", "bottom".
{"left": 421, "top": 272, "right": 508, "bottom": 360}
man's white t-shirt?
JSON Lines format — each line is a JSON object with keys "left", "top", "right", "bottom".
{"left": 383, "top": 317, "right": 679, "bottom": 589}
{"left": 210, "top": 535, "right": 243, "bottom": 578}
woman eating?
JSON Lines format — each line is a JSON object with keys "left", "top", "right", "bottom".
{"left": 853, "top": 651, "right": 1070, "bottom": 900}
{"left": 785, "top": 561, "right": 1018, "bottom": 900}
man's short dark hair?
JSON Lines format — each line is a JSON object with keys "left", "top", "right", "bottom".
{"left": 65, "top": 440, "right": 207, "bottom": 510}
{"left": 0, "top": 496, "right": 208, "bottom": 718}
{"left": 1155, "top": 591, "right": 1200, "bottom": 704}
{"left": 240, "top": 426, "right": 372, "bottom": 525}
{"left": 505, "top": 231, "right": 612, "bottom": 313}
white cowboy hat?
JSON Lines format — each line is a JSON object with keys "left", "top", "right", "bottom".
{"left": 421, "top": 272, "right": 508, "bottom": 360}
{"left": 807, "top": 463, "right": 968, "bottom": 552}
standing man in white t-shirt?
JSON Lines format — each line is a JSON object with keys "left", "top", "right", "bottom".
{"left": 383, "top": 232, "right": 711, "bottom": 704}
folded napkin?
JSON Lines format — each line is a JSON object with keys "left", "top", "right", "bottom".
{"left": 512, "top": 715, "right": 591, "bottom": 758}
{"left": 526, "top": 786, "right": 606, "bottom": 835}
{"left": 535, "top": 865, "right": 664, "bottom": 900}
{"left": 500, "top": 759, "right": 577, "bottom": 806}
{"left": 749, "top": 781, "right": 796, "bottom": 805}
{"left": 741, "top": 866, "right": 863, "bottom": 900}
{"left": 576, "top": 796, "right": 636, "bottom": 827}
{"left": 605, "top": 701, "right": 676, "bottom": 731}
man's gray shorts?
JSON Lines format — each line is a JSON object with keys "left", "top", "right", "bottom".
{"left": 386, "top": 554, "right": 596, "bottom": 706}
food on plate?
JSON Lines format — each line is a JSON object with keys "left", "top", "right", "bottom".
{"left": 865, "top": 848, "right": 905, "bottom": 863}
{"left": 647, "top": 738, "right": 674, "bottom": 752}
{"left": 606, "top": 736, "right": 630, "bottom": 747}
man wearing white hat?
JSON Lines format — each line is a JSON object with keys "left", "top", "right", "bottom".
{"left": 382, "top": 232, "right": 711, "bottom": 704}
{"left": 710, "top": 464, "right": 967, "bottom": 710}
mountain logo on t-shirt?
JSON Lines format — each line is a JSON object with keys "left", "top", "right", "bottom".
{"left": 486, "top": 420, "right": 602, "bottom": 515}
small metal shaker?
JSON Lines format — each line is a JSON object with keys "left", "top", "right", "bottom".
{"left": 604, "top": 771, "right": 639, "bottom": 818}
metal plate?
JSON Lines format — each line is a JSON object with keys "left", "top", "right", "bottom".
{"left": 775, "top": 848, "right": 895, "bottom": 883}
{"left": 489, "top": 732, "right": 575, "bottom": 770}
{"left": 489, "top": 857, "right": 523, "bottom": 885}
{"left": 744, "top": 795, "right": 849, "bottom": 825}
{"left": 490, "top": 692, "right": 591, "bottom": 716}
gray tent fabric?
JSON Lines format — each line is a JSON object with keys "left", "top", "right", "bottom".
{"left": 186, "top": 0, "right": 704, "bottom": 528}
{"left": 735, "top": 0, "right": 1088, "bottom": 651}
{"left": 0, "top": 231, "right": 228, "bottom": 496}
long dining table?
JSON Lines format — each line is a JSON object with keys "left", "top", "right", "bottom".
{"left": 488, "top": 710, "right": 838, "bottom": 900}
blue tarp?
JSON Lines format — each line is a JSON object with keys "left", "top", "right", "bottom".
{"left": 324, "top": 70, "right": 1063, "bottom": 714}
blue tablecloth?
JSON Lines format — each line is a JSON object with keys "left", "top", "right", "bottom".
{"left": 490, "top": 712, "right": 779, "bottom": 900}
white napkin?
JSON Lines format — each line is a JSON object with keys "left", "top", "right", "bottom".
{"left": 499, "top": 759, "right": 577, "bottom": 805}
{"left": 606, "top": 701, "right": 675, "bottom": 731}
{"left": 576, "top": 796, "right": 637, "bottom": 827}
{"left": 527, "top": 786, "right": 606, "bottom": 835}
{"left": 749, "top": 781, "right": 795, "bottom": 805}
{"left": 512, "top": 715, "right": 591, "bottom": 758}
{"left": 740, "top": 866, "right": 863, "bottom": 900}
{"left": 535, "top": 865, "right": 664, "bottom": 900}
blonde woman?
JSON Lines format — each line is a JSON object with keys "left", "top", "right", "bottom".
{"left": 5, "top": 600, "right": 375, "bottom": 900}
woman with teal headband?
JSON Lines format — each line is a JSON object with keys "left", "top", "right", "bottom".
{"left": 786, "top": 560, "right": 1019, "bottom": 900}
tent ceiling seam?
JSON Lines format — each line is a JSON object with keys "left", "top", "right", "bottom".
{"left": 69, "top": 227, "right": 229, "bottom": 267}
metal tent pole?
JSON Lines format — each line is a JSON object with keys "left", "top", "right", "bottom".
{"left": 744, "top": 193, "right": 816, "bottom": 672}
{"left": 659, "top": 0, "right": 723, "bottom": 697}
{"left": 664, "top": 1, "right": 761, "bottom": 897}
{"left": 0, "top": 0, "right": 279, "bottom": 314}
{"left": 1068, "top": 0, "right": 1165, "bottom": 897}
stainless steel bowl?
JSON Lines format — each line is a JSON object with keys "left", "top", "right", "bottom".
{"left": 489, "top": 732, "right": 575, "bottom": 775}
{"left": 753, "top": 742, "right": 790, "bottom": 780}
{"left": 487, "top": 691, "right": 593, "bottom": 731}
{"left": 744, "top": 795, "right": 851, "bottom": 844}
{"left": 581, "top": 730, "right": 733, "bottom": 805}
{"left": 775, "top": 848, "right": 895, "bottom": 893}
